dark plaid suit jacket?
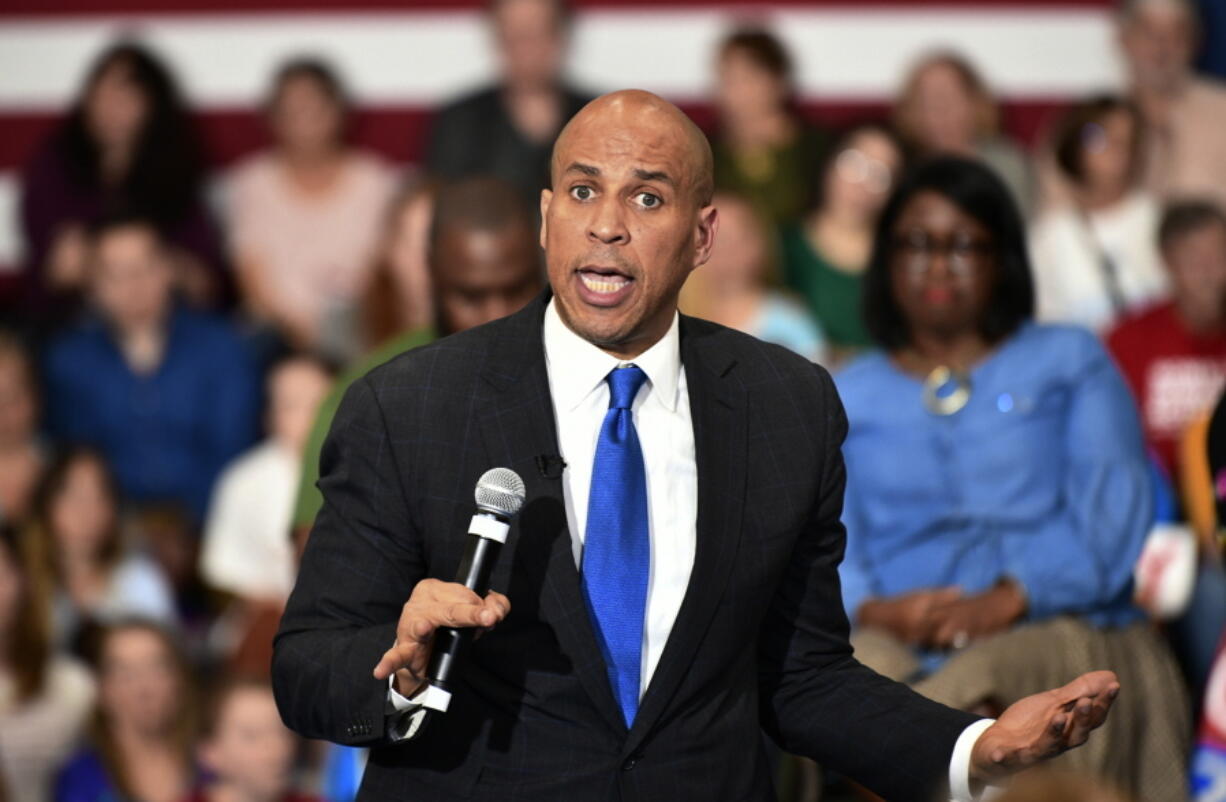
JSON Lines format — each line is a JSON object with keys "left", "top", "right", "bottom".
{"left": 272, "top": 292, "right": 979, "bottom": 801}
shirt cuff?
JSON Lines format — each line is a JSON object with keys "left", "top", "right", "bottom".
{"left": 385, "top": 675, "right": 428, "bottom": 741}
{"left": 949, "top": 718, "right": 998, "bottom": 802}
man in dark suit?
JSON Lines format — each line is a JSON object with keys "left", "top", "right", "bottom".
{"left": 273, "top": 90, "right": 1118, "bottom": 801}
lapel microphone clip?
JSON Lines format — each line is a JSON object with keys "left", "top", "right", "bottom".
{"left": 535, "top": 454, "right": 567, "bottom": 480}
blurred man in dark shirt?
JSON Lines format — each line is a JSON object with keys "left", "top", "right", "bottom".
{"left": 425, "top": 0, "right": 591, "bottom": 203}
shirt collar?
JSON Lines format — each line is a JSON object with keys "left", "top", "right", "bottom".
{"left": 544, "top": 298, "right": 682, "bottom": 413}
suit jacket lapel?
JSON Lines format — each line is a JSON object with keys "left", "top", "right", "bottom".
{"left": 627, "top": 316, "right": 748, "bottom": 751}
{"left": 475, "top": 292, "right": 627, "bottom": 737}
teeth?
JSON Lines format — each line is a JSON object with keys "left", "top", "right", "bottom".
{"left": 580, "top": 273, "right": 630, "bottom": 294}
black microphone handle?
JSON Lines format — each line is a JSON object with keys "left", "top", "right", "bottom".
{"left": 426, "top": 533, "right": 503, "bottom": 693}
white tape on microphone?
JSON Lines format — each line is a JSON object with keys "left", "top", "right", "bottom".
{"left": 468, "top": 514, "right": 510, "bottom": 544}
{"left": 419, "top": 683, "right": 452, "bottom": 713}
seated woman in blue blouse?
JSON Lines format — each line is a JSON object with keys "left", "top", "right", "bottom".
{"left": 835, "top": 157, "right": 1188, "bottom": 800}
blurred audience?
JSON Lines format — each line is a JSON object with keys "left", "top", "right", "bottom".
{"left": 0, "top": 524, "right": 95, "bottom": 802}
{"left": 425, "top": 0, "right": 589, "bottom": 203}
{"left": 292, "top": 176, "right": 542, "bottom": 541}
{"left": 710, "top": 28, "right": 829, "bottom": 227}
{"left": 43, "top": 214, "right": 260, "bottom": 522}
{"left": 226, "top": 59, "right": 397, "bottom": 363}
{"left": 779, "top": 123, "right": 903, "bottom": 360}
{"left": 1108, "top": 199, "right": 1226, "bottom": 482}
{"left": 55, "top": 621, "right": 197, "bottom": 802}
{"left": 1, "top": 13, "right": 1221, "bottom": 800}
{"left": 1030, "top": 96, "right": 1167, "bottom": 333}
{"left": 681, "top": 192, "right": 825, "bottom": 363}
{"left": 18, "top": 42, "right": 225, "bottom": 331}
{"left": 836, "top": 157, "right": 1188, "bottom": 799}
{"left": 1117, "top": 0, "right": 1226, "bottom": 208}
{"left": 30, "top": 449, "right": 176, "bottom": 650}
{"left": 0, "top": 332, "right": 44, "bottom": 523}
{"left": 202, "top": 355, "right": 332, "bottom": 602}
{"left": 190, "top": 677, "right": 317, "bottom": 802}
{"left": 893, "top": 51, "right": 1033, "bottom": 213}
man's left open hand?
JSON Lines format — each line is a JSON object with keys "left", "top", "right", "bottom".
{"left": 970, "top": 671, "right": 1120, "bottom": 785}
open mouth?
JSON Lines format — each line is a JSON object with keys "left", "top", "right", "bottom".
{"left": 575, "top": 267, "right": 635, "bottom": 306}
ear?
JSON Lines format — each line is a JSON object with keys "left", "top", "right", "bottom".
{"left": 691, "top": 204, "right": 720, "bottom": 271}
{"left": 539, "top": 188, "right": 554, "bottom": 251}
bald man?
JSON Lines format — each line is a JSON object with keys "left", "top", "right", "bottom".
{"left": 273, "top": 91, "right": 1118, "bottom": 802}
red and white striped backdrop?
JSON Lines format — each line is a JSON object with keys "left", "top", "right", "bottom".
{"left": 0, "top": 0, "right": 1123, "bottom": 272}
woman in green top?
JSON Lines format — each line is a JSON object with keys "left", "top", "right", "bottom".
{"left": 710, "top": 28, "right": 829, "bottom": 228}
{"left": 781, "top": 123, "right": 904, "bottom": 361}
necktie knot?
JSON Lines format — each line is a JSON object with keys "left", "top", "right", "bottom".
{"left": 607, "top": 365, "right": 647, "bottom": 411}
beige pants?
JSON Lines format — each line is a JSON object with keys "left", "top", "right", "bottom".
{"left": 852, "top": 618, "right": 1191, "bottom": 802}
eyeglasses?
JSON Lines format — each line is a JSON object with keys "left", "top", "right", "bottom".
{"left": 891, "top": 230, "right": 995, "bottom": 278}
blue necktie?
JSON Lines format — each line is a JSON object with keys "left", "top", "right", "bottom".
{"left": 581, "top": 364, "right": 651, "bottom": 727}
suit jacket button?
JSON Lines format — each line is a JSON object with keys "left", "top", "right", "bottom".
{"left": 622, "top": 755, "right": 640, "bottom": 771}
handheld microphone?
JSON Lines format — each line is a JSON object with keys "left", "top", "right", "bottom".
{"left": 420, "top": 467, "right": 526, "bottom": 715}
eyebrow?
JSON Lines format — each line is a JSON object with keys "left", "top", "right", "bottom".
{"left": 633, "top": 168, "right": 675, "bottom": 186}
{"left": 564, "top": 162, "right": 600, "bottom": 177}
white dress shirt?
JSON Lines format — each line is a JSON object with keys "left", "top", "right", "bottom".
{"left": 387, "top": 299, "right": 993, "bottom": 801}
{"left": 543, "top": 298, "right": 697, "bottom": 692}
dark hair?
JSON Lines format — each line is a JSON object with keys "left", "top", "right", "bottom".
{"left": 0, "top": 328, "right": 40, "bottom": 416}
{"left": 32, "top": 447, "right": 124, "bottom": 577}
{"left": 0, "top": 523, "right": 51, "bottom": 702}
{"left": 429, "top": 176, "right": 534, "bottom": 254}
{"left": 1052, "top": 95, "right": 1144, "bottom": 187}
{"left": 267, "top": 57, "right": 350, "bottom": 116}
{"left": 862, "top": 156, "right": 1035, "bottom": 350}
{"left": 809, "top": 121, "right": 906, "bottom": 213}
{"left": 85, "top": 207, "right": 164, "bottom": 246}
{"left": 54, "top": 41, "right": 207, "bottom": 226}
{"left": 1159, "top": 199, "right": 1226, "bottom": 251}
{"left": 719, "top": 27, "right": 793, "bottom": 83}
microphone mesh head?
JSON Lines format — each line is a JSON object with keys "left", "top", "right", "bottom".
{"left": 475, "top": 468, "right": 526, "bottom": 518}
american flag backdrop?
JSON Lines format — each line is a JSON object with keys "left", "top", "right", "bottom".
{"left": 0, "top": 0, "right": 1123, "bottom": 277}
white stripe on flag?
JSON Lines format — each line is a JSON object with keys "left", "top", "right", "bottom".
{"left": 0, "top": 6, "right": 1124, "bottom": 111}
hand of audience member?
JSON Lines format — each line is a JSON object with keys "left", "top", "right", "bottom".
{"left": 928, "top": 580, "right": 1027, "bottom": 649}
{"left": 372, "top": 578, "right": 510, "bottom": 697}
{"left": 856, "top": 587, "right": 963, "bottom": 645}
{"left": 970, "top": 671, "right": 1120, "bottom": 787}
